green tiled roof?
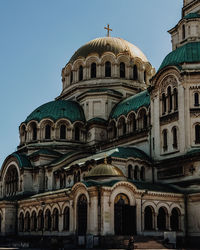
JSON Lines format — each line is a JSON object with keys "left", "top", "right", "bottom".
{"left": 110, "top": 90, "right": 150, "bottom": 119}
{"left": 11, "top": 153, "right": 32, "bottom": 168}
{"left": 25, "top": 100, "right": 85, "bottom": 123}
{"left": 29, "top": 149, "right": 62, "bottom": 158}
{"left": 83, "top": 179, "right": 182, "bottom": 193}
{"left": 184, "top": 13, "right": 200, "bottom": 19}
{"left": 111, "top": 147, "right": 151, "bottom": 162}
{"left": 159, "top": 42, "right": 200, "bottom": 71}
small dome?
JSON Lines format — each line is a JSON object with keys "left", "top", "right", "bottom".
{"left": 159, "top": 42, "right": 200, "bottom": 71}
{"left": 24, "top": 100, "right": 85, "bottom": 123}
{"left": 69, "top": 37, "right": 148, "bottom": 64}
{"left": 86, "top": 160, "right": 124, "bottom": 179}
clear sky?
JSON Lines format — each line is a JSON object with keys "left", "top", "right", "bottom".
{"left": 0, "top": 0, "right": 183, "bottom": 167}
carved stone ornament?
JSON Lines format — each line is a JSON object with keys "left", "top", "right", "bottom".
{"left": 160, "top": 76, "right": 178, "bottom": 93}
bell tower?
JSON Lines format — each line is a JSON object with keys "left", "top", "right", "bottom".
{"left": 168, "top": 0, "right": 200, "bottom": 50}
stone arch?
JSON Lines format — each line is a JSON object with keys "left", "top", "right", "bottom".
{"left": 72, "top": 58, "right": 85, "bottom": 71}
{"left": 127, "top": 111, "right": 137, "bottom": 133}
{"left": 117, "top": 115, "right": 127, "bottom": 136}
{"left": 19, "top": 123, "right": 27, "bottom": 144}
{"left": 39, "top": 119, "right": 54, "bottom": 140}
{"left": 63, "top": 205, "right": 70, "bottom": 231}
{"left": 144, "top": 205, "right": 155, "bottom": 230}
{"left": 55, "top": 119, "right": 72, "bottom": 140}
{"left": 27, "top": 121, "right": 38, "bottom": 141}
{"left": 108, "top": 120, "right": 117, "bottom": 139}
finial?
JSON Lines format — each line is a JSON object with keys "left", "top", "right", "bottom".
{"left": 104, "top": 24, "right": 112, "bottom": 37}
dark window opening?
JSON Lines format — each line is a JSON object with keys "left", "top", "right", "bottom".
{"left": 144, "top": 206, "right": 153, "bottom": 230}
{"left": 128, "top": 165, "right": 132, "bottom": 179}
{"left": 172, "top": 127, "right": 178, "bottom": 149}
{"left": 75, "top": 126, "right": 80, "bottom": 141}
{"left": 174, "top": 88, "right": 178, "bottom": 110}
{"left": 77, "top": 194, "right": 87, "bottom": 235}
{"left": 195, "top": 124, "right": 200, "bottom": 143}
{"left": 157, "top": 207, "right": 166, "bottom": 230}
{"left": 170, "top": 208, "right": 179, "bottom": 231}
{"left": 52, "top": 208, "right": 59, "bottom": 231}
{"left": 63, "top": 207, "right": 70, "bottom": 231}
{"left": 70, "top": 71, "right": 73, "bottom": 84}
{"left": 32, "top": 123, "right": 37, "bottom": 141}
{"left": 194, "top": 92, "right": 199, "bottom": 107}
{"left": 91, "top": 63, "right": 96, "bottom": 78}
{"left": 133, "top": 65, "right": 138, "bottom": 80}
{"left": 45, "top": 124, "right": 51, "bottom": 139}
{"left": 105, "top": 61, "right": 111, "bottom": 77}
{"left": 182, "top": 24, "right": 185, "bottom": 39}
{"left": 167, "top": 86, "right": 172, "bottom": 112}
{"left": 79, "top": 65, "right": 83, "bottom": 81}
{"left": 120, "top": 62, "right": 125, "bottom": 78}
{"left": 60, "top": 125, "right": 66, "bottom": 139}
{"left": 163, "top": 130, "right": 168, "bottom": 151}
{"left": 162, "top": 93, "right": 166, "bottom": 114}
{"left": 134, "top": 166, "right": 138, "bottom": 180}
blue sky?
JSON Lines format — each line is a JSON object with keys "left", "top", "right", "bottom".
{"left": 0, "top": 0, "right": 183, "bottom": 167}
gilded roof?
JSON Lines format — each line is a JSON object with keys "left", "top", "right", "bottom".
{"left": 86, "top": 162, "right": 124, "bottom": 179}
{"left": 159, "top": 42, "right": 200, "bottom": 71}
{"left": 69, "top": 37, "right": 148, "bottom": 63}
{"left": 24, "top": 100, "right": 85, "bottom": 123}
{"left": 110, "top": 90, "right": 150, "bottom": 119}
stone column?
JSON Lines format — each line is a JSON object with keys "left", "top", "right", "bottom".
{"left": 136, "top": 198, "right": 142, "bottom": 234}
{"left": 88, "top": 189, "right": 98, "bottom": 234}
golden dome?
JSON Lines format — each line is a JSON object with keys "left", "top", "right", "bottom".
{"left": 86, "top": 160, "right": 124, "bottom": 179}
{"left": 69, "top": 37, "right": 148, "bottom": 63}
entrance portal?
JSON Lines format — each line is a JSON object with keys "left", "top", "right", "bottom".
{"left": 77, "top": 194, "right": 87, "bottom": 235}
{"left": 114, "top": 194, "right": 136, "bottom": 235}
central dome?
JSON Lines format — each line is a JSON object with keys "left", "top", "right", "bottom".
{"left": 69, "top": 37, "right": 148, "bottom": 63}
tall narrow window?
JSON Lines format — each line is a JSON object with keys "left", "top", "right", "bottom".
{"left": 167, "top": 86, "right": 172, "bottom": 112}
{"left": 182, "top": 24, "right": 185, "bottom": 39}
{"left": 19, "top": 213, "right": 24, "bottom": 232}
{"left": 91, "top": 63, "right": 96, "bottom": 78}
{"left": 52, "top": 208, "right": 59, "bottom": 231}
{"left": 31, "top": 211, "right": 37, "bottom": 231}
{"left": 45, "top": 124, "right": 51, "bottom": 139}
{"left": 172, "top": 127, "right": 178, "bottom": 149}
{"left": 128, "top": 165, "right": 132, "bottom": 179}
{"left": 63, "top": 207, "right": 70, "bottom": 231}
{"left": 45, "top": 209, "right": 51, "bottom": 231}
{"left": 170, "top": 208, "right": 180, "bottom": 231}
{"left": 60, "top": 124, "right": 66, "bottom": 139}
{"left": 32, "top": 123, "right": 37, "bottom": 141}
{"left": 162, "top": 93, "right": 167, "bottom": 114}
{"left": 134, "top": 165, "right": 138, "bottom": 180}
{"left": 163, "top": 129, "right": 168, "bottom": 151}
{"left": 157, "top": 207, "right": 167, "bottom": 230}
{"left": 144, "top": 206, "right": 153, "bottom": 230}
{"left": 75, "top": 126, "right": 80, "bottom": 141}
{"left": 105, "top": 61, "right": 111, "bottom": 77}
{"left": 144, "top": 70, "right": 147, "bottom": 83}
{"left": 38, "top": 210, "right": 44, "bottom": 231}
{"left": 133, "top": 65, "right": 138, "bottom": 80}
{"left": 70, "top": 71, "right": 73, "bottom": 84}
{"left": 79, "top": 65, "right": 83, "bottom": 81}
{"left": 120, "top": 62, "right": 125, "bottom": 78}
{"left": 194, "top": 93, "right": 199, "bottom": 106}
{"left": 140, "top": 166, "right": 145, "bottom": 180}
{"left": 174, "top": 88, "right": 178, "bottom": 110}
{"left": 195, "top": 124, "right": 200, "bottom": 143}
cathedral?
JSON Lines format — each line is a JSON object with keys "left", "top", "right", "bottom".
{"left": 1, "top": 0, "right": 200, "bottom": 247}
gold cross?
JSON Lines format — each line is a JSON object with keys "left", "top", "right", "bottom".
{"left": 104, "top": 24, "right": 112, "bottom": 37}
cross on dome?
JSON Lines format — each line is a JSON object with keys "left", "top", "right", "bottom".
{"left": 104, "top": 24, "right": 112, "bottom": 37}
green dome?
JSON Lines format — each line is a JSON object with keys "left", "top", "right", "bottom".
{"left": 25, "top": 100, "right": 85, "bottom": 123}
{"left": 69, "top": 37, "right": 148, "bottom": 63}
{"left": 86, "top": 161, "right": 124, "bottom": 179}
{"left": 159, "top": 42, "right": 200, "bottom": 71}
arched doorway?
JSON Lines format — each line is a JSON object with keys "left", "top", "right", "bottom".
{"left": 114, "top": 194, "right": 136, "bottom": 235}
{"left": 77, "top": 194, "right": 87, "bottom": 235}
{"left": 157, "top": 207, "right": 167, "bottom": 230}
{"left": 144, "top": 206, "right": 154, "bottom": 230}
{"left": 170, "top": 208, "right": 180, "bottom": 231}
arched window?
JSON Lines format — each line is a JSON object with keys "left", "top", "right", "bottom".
{"left": 170, "top": 208, "right": 180, "bottom": 231}
{"left": 174, "top": 88, "right": 178, "bottom": 110}
{"left": 144, "top": 70, "right": 146, "bottom": 83}
{"left": 31, "top": 211, "right": 37, "bottom": 231}
{"left": 162, "top": 93, "right": 167, "bottom": 114}
{"left": 144, "top": 206, "right": 153, "bottom": 230}
{"left": 5, "top": 165, "right": 19, "bottom": 196}
{"left": 110, "top": 121, "right": 117, "bottom": 139}
{"left": 167, "top": 86, "right": 172, "bottom": 112}
{"left": 120, "top": 62, "right": 125, "bottom": 78}
{"left": 127, "top": 113, "right": 136, "bottom": 133}
{"left": 60, "top": 124, "right": 66, "bottom": 139}
{"left": 91, "top": 63, "right": 96, "bottom": 78}
{"left": 133, "top": 65, "right": 138, "bottom": 80}
{"left": 63, "top": 207, "right": 70, "bottom": 231}
{"left": 77, "top": 194, "right": 87, "bottom": 235}
{"left": 70, "top": 71, "right": 73, "bottom": 84}
{"left": 45, "top": 124, "right": 51, "bottom": 139}
{"left": 194, "top": 92, "right": 199, "bottom": 106}
{"left": 77, "top": 171, "right": 81, "bottom": 182}
{"left": 172, "top": 127, "right": 178, "bottom": 149}
{"left": 79, "top": 65, "right": 83, "bottom": 81}
{"left": 75, "top": 126, "right": 80, "bottom": 141}
{"left": 19, "top": 213, "right": 24, "bottom": 232}
{"left": 138, "top": 109, "right": 147, "bottom": 129}
{"left": 118, "top": 117, "right": 126, "bottom": 136}
{"left": 140, "top": 166, "right": 145, "bottom": 181}
{"left": 38, "top": 210, "right": 44, "bottom": 231}
{"left": 182, "top": 24, "right": 185, "bottom": 39}
{"left": 31, "top": 122, "right": 37, "bottom": 141}
{"left": 52, "top": 208, "right": 59, "bottom": 231}
{"left": 163, "top": 129, "right": 168, "bottom": 151}
{"left": 20, "top": 125, "right": 26, "bottom": 143}
{"left": 25, "top": 212, "right": 30, "bottom": 232}
{"left": 45, "top": 209, "right": 51, "bottom": 231}
{"left": 157, "top": 207, "right": 167, "bottom": 230}
{"left": 134, "top": 165, "right": 138, "bottom": 180}
{"left": 105, "top": 61, "right": 111, "bottom": 77}
{"left": 128, "top": 165, "right": 132, "bottom": 179}
{"left": 195, "top": 124, "right": 200, "bottom": 143}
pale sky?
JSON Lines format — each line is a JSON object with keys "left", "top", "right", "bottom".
{"left": 0, "top": 0, "right": 183, "bottom": 167}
